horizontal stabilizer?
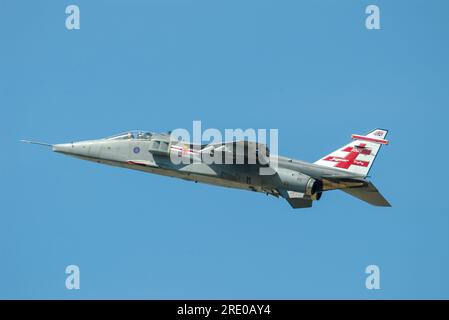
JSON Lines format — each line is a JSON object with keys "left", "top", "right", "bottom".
{"left": 341, "top": 181, "right": 391, "bottom": 207}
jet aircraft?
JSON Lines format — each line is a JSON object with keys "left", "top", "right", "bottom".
{"left": 22, "top": 128, "right": 391, "bottom": 209}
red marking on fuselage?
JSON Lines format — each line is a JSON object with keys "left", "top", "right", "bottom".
{"left": 127, "top": 160, "right": 146, "bottom": 167}
{"left": 170, "top": 146, "right": 198, "bottom": 155}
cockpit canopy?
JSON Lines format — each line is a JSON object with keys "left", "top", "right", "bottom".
{"left": 104, "top": 131, "right": 155, "bottom": 140}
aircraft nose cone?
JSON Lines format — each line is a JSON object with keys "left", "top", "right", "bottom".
{"left": 52, "top": 143, "right": 73, "bottom": 153}
{"left": 53, "top": 142, "right": 91, "bottom": 157}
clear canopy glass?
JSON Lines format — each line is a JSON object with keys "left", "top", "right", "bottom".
{"left": 104, "top": 131, "right": 154, "bottom": 140}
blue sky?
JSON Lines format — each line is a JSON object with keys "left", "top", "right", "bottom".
{"left": 1, "top": 0, "right": 449, "bottom": 299}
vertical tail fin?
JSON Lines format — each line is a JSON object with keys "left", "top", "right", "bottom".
{"left": 314, "top": 129, "right": 389, "bottom": 177}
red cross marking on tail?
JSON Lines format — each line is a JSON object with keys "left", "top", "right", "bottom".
{"left": 323, "top": 144, "right": 370, "bottom": 169}
{"left": 342, "top": 143, "right": 372, "bottom": 155}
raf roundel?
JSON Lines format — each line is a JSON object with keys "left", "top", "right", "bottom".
{"left": 133, "top": 146, "right": 140, "bottom": 154}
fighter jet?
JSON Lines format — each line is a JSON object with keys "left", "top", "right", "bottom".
{"left": 22, "top": 128, "right": 391, "bottom": 209}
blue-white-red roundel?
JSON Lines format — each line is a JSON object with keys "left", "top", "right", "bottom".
{"left": 133, "top": 146, "right": 140, "bottom": 154}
